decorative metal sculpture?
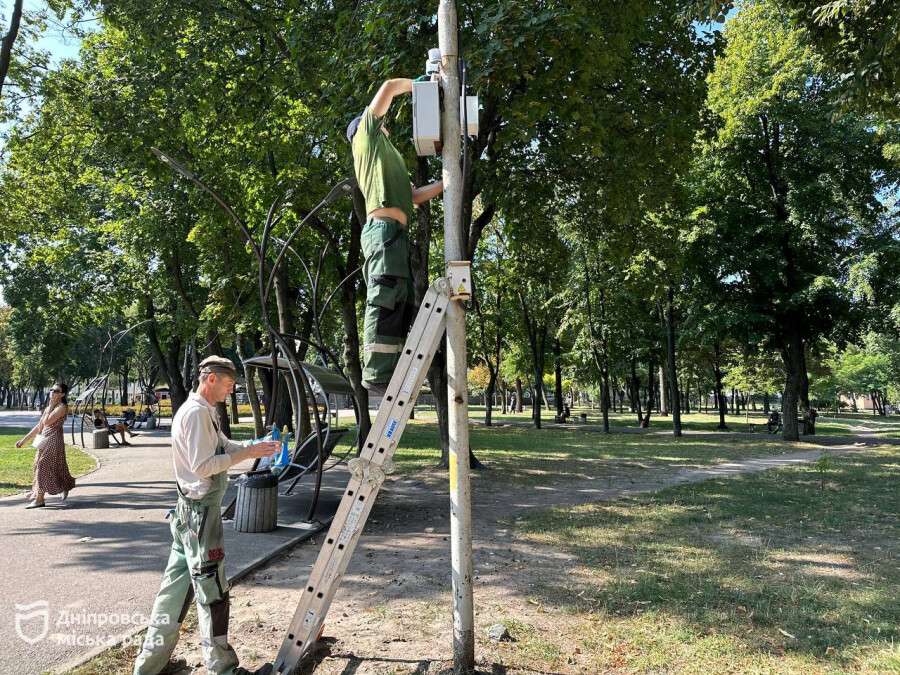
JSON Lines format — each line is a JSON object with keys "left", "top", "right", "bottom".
{"left": 152, "top": 148, "right": 361, "bottom": 519}
{"left": 69, "top": 321, "right": 150, "bottom": 447}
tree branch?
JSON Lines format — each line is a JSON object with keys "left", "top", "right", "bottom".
{"left": 0, "top": 0, "right": 24, "bottom": 100}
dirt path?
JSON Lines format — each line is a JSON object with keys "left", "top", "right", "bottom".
{"left": 130, "top": 440, "right": 866, "bottom": 675}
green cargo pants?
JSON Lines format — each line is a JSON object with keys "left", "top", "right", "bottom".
{"left": 361, "top": 217, "right": 415, "bottom": 386}
{"left": 134, "top": 465, "right": 239, "bottom": 675}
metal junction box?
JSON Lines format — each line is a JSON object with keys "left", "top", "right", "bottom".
{"left": 460, "top": 95, "right": 479, "bottom": 137}
{"left": 413, "top": 80, "right": 441, "bottom": 156}
{"left": 447, "top": 261, "right": 472, "bottom": 300}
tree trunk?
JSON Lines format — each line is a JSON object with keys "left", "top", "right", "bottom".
{"left": 533, "top": 366, "right": 543, "bottom": 430}
{"left": 484, "top": 367, "right": 497, "bottom": 427}
{"left": 341, "top": 194, "right": 371, "bottom": 448}
{"left": 515, "top": 377, "right": 523, "bottom": 413}
{"left": 215, "top": 402, "right": 232, "bottom": 438}
{"left": 554, "top": 338, "right": 563, "bottom": 420}
{"left": 665, "top": 287, "right": 681, "bottom": 437}
{"left": 271, "top": 262, "right": 310, "bottom": 439}
{"left": 229, "top": 391, "right": 239, "bottom": 425}
{"left": 659, "top": 364, "right": 668, "bottom": 416}
{"left": 640, "top": 360, "right": 655, "bottom": 428}
{"left": 0, "top": 0, "right": 23, "bottom": 98}
{"left": 713, "top": 342, "right": 728, "bottom": 430}
{"left": 631, "top": 358, "right": 642, "bottom": 423}
{"left": 119, "top": 362, "right": 130, "bottom": 406}
{"left": 780, "top": 327, "right": 804, "bottom": 441}
{"left": 763, "top": 392, "right": 770, "bottom": 414}
{"left": 236, "top": 334, "right": 265, "bottom": 437}
{"left": 430, "top": 346, "right": 452, "bottom": 467}
{"left": 601, "top": 364, "right": 610, "bottom": 433}
{"left": 143, "top": 295, "right": 188, "bottom": 413}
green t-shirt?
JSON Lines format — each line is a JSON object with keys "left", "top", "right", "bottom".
{"left": 352, "top": 107, "right": 415, "bottom": 224}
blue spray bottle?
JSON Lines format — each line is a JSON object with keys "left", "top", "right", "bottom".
{"left": 278, "top": 425, "right": 291, "bottom": 468}
{"left": 269, "top": 425, "right": 282, "bottom": 474}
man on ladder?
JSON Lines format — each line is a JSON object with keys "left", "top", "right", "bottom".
{"left": 272, "top": 56, "right": 474, "bottom": 673}
{"left": 346, "top": 78, "right": 444, "bottom": 396}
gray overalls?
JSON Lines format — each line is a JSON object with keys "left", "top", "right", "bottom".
{"left": 134, "top": 423, "right": 238, "bottom": 674}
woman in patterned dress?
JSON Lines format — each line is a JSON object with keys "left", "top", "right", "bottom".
{"left": 15, "top": 383, "right": 76, "bottom": 508}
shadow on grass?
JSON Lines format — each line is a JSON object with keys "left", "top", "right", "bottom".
{"left": 299, "top": 638, "right": 559, "bottom": 674}
{"left": 517, "top": 449, "right": 900, "bottom": 670}
{"left": 394, "top": 423, "right": 792, "bottom": 486}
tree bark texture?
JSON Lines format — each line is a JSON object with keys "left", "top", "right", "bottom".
{"left": 780, "top": 326, "right": 805, "bottom": 441}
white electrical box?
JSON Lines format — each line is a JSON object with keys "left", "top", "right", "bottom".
{"left": 447, "top": 261, "right": 472, "bottom": 300}
{"left": 460, "top": 95, "right": 479, "bottom": 137}
{"left": 412, "top": 80, "right": 441, "bottom": 156}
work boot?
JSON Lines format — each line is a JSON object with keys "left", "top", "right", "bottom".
{"left": 234, "top": 665, "right": 273, "bottom": 675}
{"left": 158, "top": 658, "right": 189, "bottom": 674}
{"left": 362, "top": 381, "right": 388, "bottom": 398}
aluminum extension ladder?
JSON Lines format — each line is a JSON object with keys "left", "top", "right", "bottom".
{"left": 273, "top": 263, "right": 472, "bottom": 673}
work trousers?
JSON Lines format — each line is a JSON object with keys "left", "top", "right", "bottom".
{"left": 361, "top": 217, "right": 416, "bottom": 385}
{"left": 133, "top": 476, "right": 238, "bottom": 675}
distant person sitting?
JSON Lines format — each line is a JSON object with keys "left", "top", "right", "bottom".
{"left": 93, "top": 409, "right": 132, "bottom": 446}
{"left": 766, "top": 410, "right": 782, "bottom": 433}
{"left": 122, "top": 408, "right": 137, "bottom": 429}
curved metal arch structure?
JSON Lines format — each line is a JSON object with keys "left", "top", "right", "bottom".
{"left": 70, "top": 321, "right": 152, "bottom": 447}
{"left": 70, "top": 375, "right": 109, "bottom": 447}
{"left": 242, "top": 356, "right": 359, "bottom": 521}
{"left": 152, "top": 147, "right": 361, "bottom": 519}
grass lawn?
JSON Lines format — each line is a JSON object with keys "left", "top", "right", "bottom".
{"left": 233, "top": 415, "right": 799, "bottom": 487}
{"left": 0, "top": 427, "right": 97, "bottom": 496}
{"left": 511, "top": 447, "right": 900, "bottom": 673}
{"left": 459, "top": 407, "right": 900, "bottom": 437}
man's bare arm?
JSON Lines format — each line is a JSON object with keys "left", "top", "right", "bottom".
{"left": 370, "top": 78, "right": 413, "bottom": 118}
{"left": 412, "top": 180, "right": 444, "bottom": 205}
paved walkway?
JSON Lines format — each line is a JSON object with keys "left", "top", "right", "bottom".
{"left": 0, "top": 415, "right": 348, "bottom": 675}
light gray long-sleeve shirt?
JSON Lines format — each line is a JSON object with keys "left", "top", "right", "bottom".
{"left": 172, "top": 392, "right": 247, "bottom": 499}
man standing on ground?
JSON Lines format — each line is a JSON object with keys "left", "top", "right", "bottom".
{"left": 134, "top": 356, "right": 280, "bottom": 675}
{"left": 347, "top": 78, "right": 444, "bottom": 395}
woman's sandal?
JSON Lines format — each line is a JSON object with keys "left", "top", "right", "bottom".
{"left": 25, "top": 500, "right": 46, "bottom": 509}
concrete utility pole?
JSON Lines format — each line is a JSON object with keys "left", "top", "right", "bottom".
{"left": 438, "top": 1, "right": 475, "bottom": 672}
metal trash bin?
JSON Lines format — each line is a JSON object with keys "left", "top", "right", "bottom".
{"left": 92, "top": 428, "right": 109, "bottom": 449}
{"left": 233, "top": 472, "right": 278, "bottom": 533}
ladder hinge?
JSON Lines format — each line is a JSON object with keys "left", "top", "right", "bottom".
{"left": 347, "top": 457, "right": 386, "bottom": 486}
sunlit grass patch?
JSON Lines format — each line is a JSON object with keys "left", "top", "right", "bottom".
{"left": 394, "top": 421, "right": 790, "bottom": 485}
{"left": 514, "top": 447, "right": 900, "bottom": 672}
{"left": 233, "top": 418, "right": 800, "bottom": 486}
{"left": 0, "top": 427, "right": 96, "bottom": 496}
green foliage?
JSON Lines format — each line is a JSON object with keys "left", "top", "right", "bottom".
{"left": 687, "top": 0, "right": 899, "bottom": 428}
{"left": 779, "top": 0, "right": 900, "bottom": 116}
{"left": 826, "top": 331, "right": 900, "bottom": 402}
